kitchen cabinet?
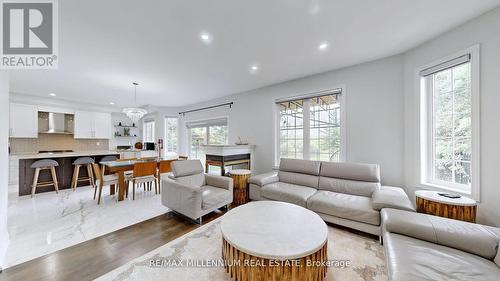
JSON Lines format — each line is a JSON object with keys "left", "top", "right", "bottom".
{"left": 94, "top": 112, "right": 111, "bottom": 139}
{"left": 74, "top": 111, "right": 111, "bottom": 139}
{"left": 9, "top": 103, "right": 38, "bottom": 138}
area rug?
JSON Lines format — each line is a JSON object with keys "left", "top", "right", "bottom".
{"left": 96, "top": 217, "right": 387, "bottom": 281}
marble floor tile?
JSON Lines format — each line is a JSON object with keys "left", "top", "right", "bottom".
{"left": 5, "top": 184, "right": 169, "bottom": 268}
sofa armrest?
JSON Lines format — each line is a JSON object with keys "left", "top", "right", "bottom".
{"left": 248, "top": 171, "right": 279, "bottom": 187}
{"left": 372, "top": 186, "right": 415, "bottom": 212}
{"left": 205, "top": 174, "right": 233, "bottom": 191}
{"left": 381, "top": 209, "right": 500, "bottom": 260}
{"left": 162, "top": 179, "right": 203, "bottom": 219}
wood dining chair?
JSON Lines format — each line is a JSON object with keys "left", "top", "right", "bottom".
{"left": 129, "top": 161, "right": 158, "bottom": 200}
{"left": 92, "top": 163, "right": 118, "bottom": 204}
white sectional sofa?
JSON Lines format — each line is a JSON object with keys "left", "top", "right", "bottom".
{"left": 249, "top": 158, "right": 414, "bottom": 236}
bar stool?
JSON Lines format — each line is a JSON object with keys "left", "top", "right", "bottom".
{"left": 71, "top": 157, "right": 95, "bottom": 190}
{"left": 31, "top": 159, "right": 59, "bottom": 197}
{"left": 100, "top": 155, "right": 118, "bottom": 175}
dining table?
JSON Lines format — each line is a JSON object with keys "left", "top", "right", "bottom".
{"left": 101, "top": 157, "right": 178, "bottom": 201}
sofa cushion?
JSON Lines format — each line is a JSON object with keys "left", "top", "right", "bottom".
{"left": 385, "top": 233, "right": 500, "bottom": 281}
{"left": 171, "top": 160, "right": 204, "bottom": 177}
{"left": 278, "top": 171, "right": 319, "bottom": 188}
{"left": 175, "top": 173, "right": 206, "bottom": 187}
{"left": 261, "top": 182, "right": 317, "bottom": 207}
{"left": 201, "top": 186, "right": 231, "bottom": 210}
{"left": 279, "top": 158, "right": 321, "bottom": 175}
{"left": 307, "top": 191, "right": 380, "bottom": 226}
{"left": 318, "top": 176, "right": 380, "bottom": 197}
{"left": 382, "top": 209, "right": 500, "bottom": 260}
{"left": 320, "top": 161, "right": 380, "bottom": 182}
{"left": 372, "top": 186, "right": 415, "bottom": 212}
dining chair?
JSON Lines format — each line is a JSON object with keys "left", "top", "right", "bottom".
{"left": 129, "top": 161, "right": 158, "bottom": 200}
{"left": 100, "top": 155, "right": 118, "bottom": 175}
{"left": 92, "top": 163, "right": 118, "bottom": 204}
{"left": 157, "top": 160, "right": 175, "bottom": 193}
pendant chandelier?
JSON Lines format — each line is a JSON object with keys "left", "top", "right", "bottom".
{"left": 122, "top": 82, "right": 147, "bottom": 122}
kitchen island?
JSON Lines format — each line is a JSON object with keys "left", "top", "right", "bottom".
{"left": 12, "top": 151, "right": 120, "bottom": 196}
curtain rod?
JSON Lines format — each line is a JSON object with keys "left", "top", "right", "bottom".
{"left": 179, "top": 102, "right": 233, "bottom": 116}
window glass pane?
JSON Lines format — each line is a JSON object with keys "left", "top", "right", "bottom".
{"left": 190, "top": 127, "right": 206, "bottom": 160}
{"left": 208, "top": 125, "right": 228, "bottom": 145}
{"left": 431, "top": 62, "right": 472, "bottom": 187}
{"left": 165, "top": 118, "right": 178, "bottom": 153}
{"left": 309, "top": 95, "right": 341, "bottom": 162}
{"left": 278, "top": 100, "right": 304, "bottom": 159}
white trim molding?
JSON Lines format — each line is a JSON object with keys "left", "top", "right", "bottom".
{"left": 417, "top": 44, "right": 480, "bottom": 201}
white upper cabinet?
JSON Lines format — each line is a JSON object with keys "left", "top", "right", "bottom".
{"left": 74, "top": 111, "right": 111, "bottom": 139}
{"left": 9, "top": 103, "right": 38, "bottom": 138}
{"left": 93, "top": 112, "right": 111, "bottom": 139}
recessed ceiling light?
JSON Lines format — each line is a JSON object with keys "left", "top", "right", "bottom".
{"left": 109, "top": 102, "right": 115, "bottom": 105}
{"left": 199, "top": 32, "right": 212, "bottom": 44}
{"left": 249, "top": 64, "right": 259, "bottom": 73}
{"left": 49, "top": 93, "right": 56, "bottom": 97}
{"left": 318, "top": 42, "right": 329, "bottom": 51}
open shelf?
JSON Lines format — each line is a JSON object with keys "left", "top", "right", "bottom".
{"left": 114, "top": 125, "right": 138, "bottom": 128}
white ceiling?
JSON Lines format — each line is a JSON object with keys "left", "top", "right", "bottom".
{"left": 9, "top": 0, "right": 500, "bottom": 107}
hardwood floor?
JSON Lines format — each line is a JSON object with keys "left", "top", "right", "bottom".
{"left": 0, "top": 210, "right": 226, "bottom": 281}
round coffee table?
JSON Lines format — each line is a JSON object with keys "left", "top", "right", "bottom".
{"left": 415, "top": 190, "right": 477, "bottom": 223}
{"left": 220, "top": 201, "right": 328, "bottom": 281}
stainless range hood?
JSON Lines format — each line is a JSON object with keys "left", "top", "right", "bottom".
{"left": 38, "top": 112, "right": 74, "bottom": 135}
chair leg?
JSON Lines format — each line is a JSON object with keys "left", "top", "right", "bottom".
{"left": 73, "top": 165, "right": 80, "bottom": 190}
{"left": 125, "top": 181, "right": 129, "bottom": 198}
{"left": 93, "top": 182, "right": 98, "bottom": 200}
{"left": 133, "top": 180, "right": 136, "bottom": 200}
{"left": 50, "top": 167, "right": 59, "bottom": 193}
{"left": 86, "top": 164, "right": 95, "bottom": 188}
{"left": 97, "top": 183, "right": 104, "bottom": 205}
{"left": 154, "top": 179, "right": 158, "bottom": 194}
{"left": 71, "top": 165, "right": 77, "bottom": 190}
{"left": 31, "top": 168, "right": 40, "bottom": 197}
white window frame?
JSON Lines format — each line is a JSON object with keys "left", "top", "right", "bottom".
{"left": 418, "top": 45, "right": 480, "bottom": 200}
{"left": 164, "top": 116, "right": 179, "bottom": 153}
{"left": 143, "top": 119, "right": 155, "bottom": 143}
{"left": 274, "top": 87, "right": 347, "bottom": 166}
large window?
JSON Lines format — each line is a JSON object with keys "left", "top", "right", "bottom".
{"left": 143, "top": 120, "right": 155, "bottom": 142}
{"left": 187, "top": 118, "right": 228, "bottom": 159}
{"left": 277, "top": 90, "right": 343, "bottom": 163}
{"left": 164, "top": 117, "right": 178, "bottom": 153}
{"left": 420, "top": 46, "right": 479, "bottom": 198}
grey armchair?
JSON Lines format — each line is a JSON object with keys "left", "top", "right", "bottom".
{"left": 161, "top": 160, "right": 233, "bottom": 224}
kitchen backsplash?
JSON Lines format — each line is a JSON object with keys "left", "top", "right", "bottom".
{"left": 9, "top": 134, "right": 109, "bottom": 153}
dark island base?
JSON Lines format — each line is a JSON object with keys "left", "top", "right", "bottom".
{"left": 18, "top": 154, "right": 120, "bottom": 196}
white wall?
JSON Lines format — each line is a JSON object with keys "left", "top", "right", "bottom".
{"left": 178, "top": 55, "right": 405, "bottom": 185}
{"left": 403, "top": 7, "right": 500, "bottom": 226}
{"left": 0, "top": 71, "right": 10, "bottom": 269}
